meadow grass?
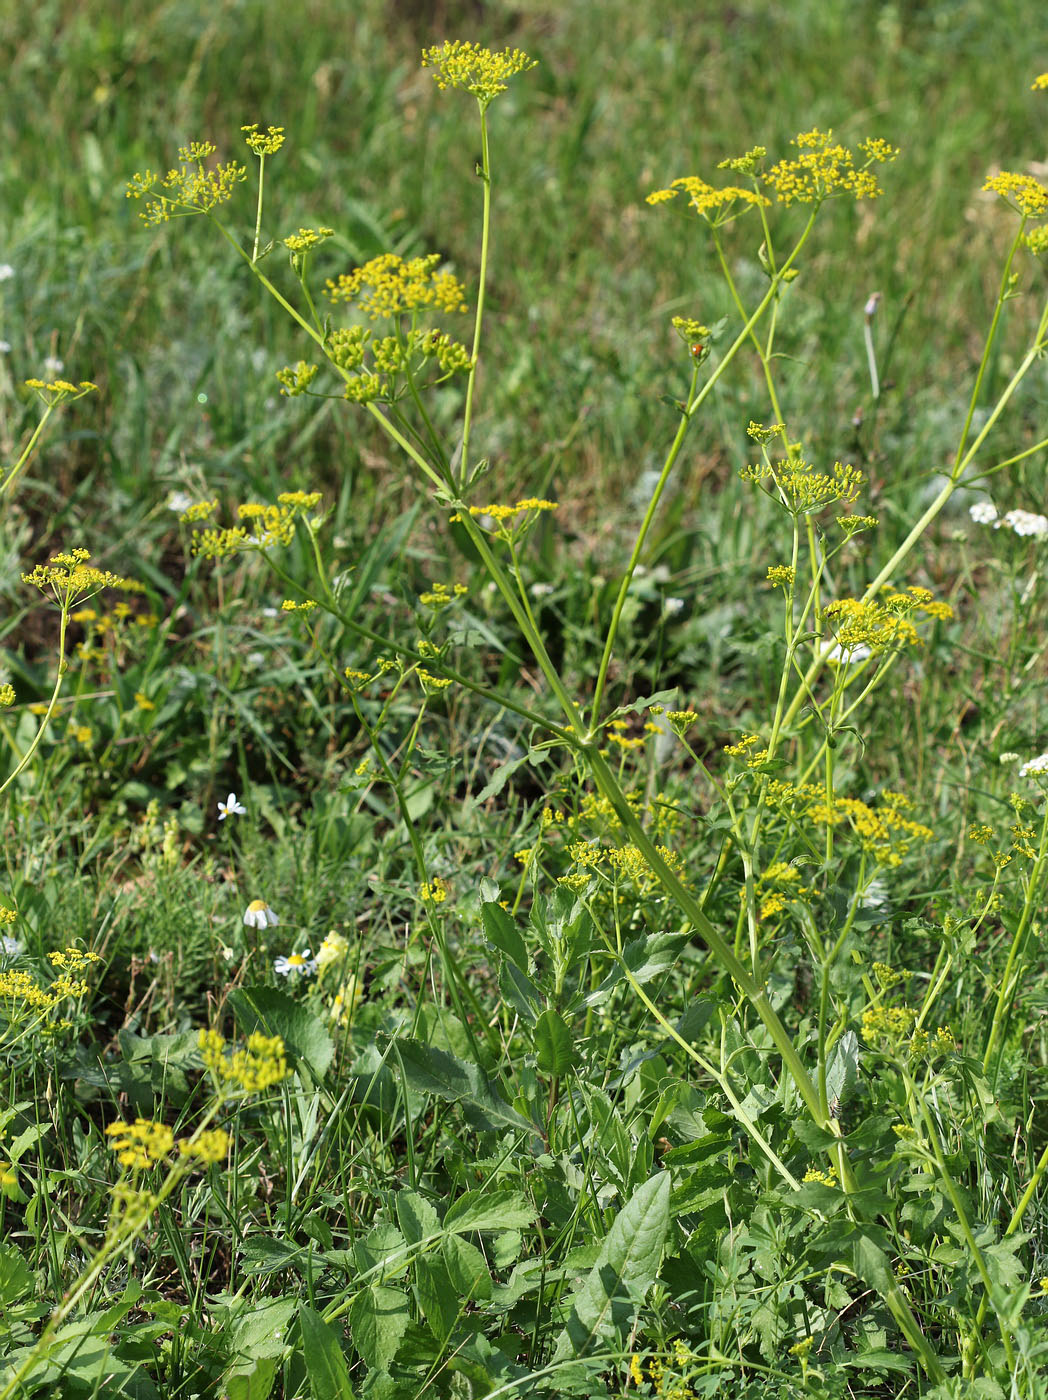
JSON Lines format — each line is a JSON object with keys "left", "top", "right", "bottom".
{"left": 2, "top": 3, "right": 1048, "bottom": 1397}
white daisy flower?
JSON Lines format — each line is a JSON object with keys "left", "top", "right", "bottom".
{"left": 217, "top": 792, "right": 246, "bottom": 821}
{"left": 243, "top": 899, "right": 278, "bottom": 928}
{"left": 274, "top": 950, "right": 317, "bottom": 976}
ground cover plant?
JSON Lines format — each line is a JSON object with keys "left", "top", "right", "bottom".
{"left": 3, "top": 2, "right": 1048, "bottom": 1396}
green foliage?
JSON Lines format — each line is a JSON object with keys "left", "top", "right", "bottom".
{"left": 2, "top": 5, "right": 1048, "bottom": 1400}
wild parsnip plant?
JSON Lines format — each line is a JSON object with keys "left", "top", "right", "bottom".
{"left": 3, "top": 17, "right": 1048, "bottom": 1400}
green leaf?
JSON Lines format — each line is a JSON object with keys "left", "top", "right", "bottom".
{"left": 586, "top": 932, "right": 690, "bottom": 1006}
{"left": 228, "top": 985, "right": 334, "bottom": 1079}
{"left": 826, "top": 1030, "right": 859, "bottom": 1108}
{"left": 444, "top": 1190, "right": 535, "bottom": 1234}
{"left": 0, "top": 1243, "right": 33, "bottom": 1304}
{"left": 534, "top": 1007, "right": 574, "bottom": 1075}
{"left": 481, "top": 899, "right": 529, "bottom": 972}
{"left": 443, "top": 1234, "right": 492, "bottom": 1301}
{"left": 416, "top": 1253, "right": 460, "bottom": 1343}
{"left": 298, "top": 1303, "right": 355, "bottom": 1399}
{"left": 395, "top": 1187, "right": 441, "bottom": 1245}
{"left": 348, "top": 1285, "right": 410, "bottom": 1373}
{"left": 224, "top": 1357, "right": 280, "bottom": 1400}
{"left": 387, "top": 1037, "right": 533, "bottom": 1134}
{"left": 552, "top": 1172, "right": 671, "bottom": 1360}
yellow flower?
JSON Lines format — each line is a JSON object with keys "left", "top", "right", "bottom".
{"left": 420, "top": 41, "right": 537, "bottom": 105}
{"left": 241, "top": 123, "right": 285, "bottom": 156}
{"left": 420, "top": 877, "right": 449, "bottom": 904}
{"left": 326, "top": 253, "right": 468, "bottom": 319}
{"left": 199, "top": 1027, "right": 289, "bottom": 1095}
{"left": 178, "top": 1128, "right": 230, "bottom": 1165}
{"left": 646, "top": 176, "right": 769, "bottom": 225}
{"left": 105, "top": 1118, "right": 175, "bottom": 1170}
{"left": 984, "top": 171, "right": 1048, "bottom": 217}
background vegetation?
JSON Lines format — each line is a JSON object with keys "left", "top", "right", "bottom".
{"left": 1, "top": 1, "right": 1048, "bottom": 1396}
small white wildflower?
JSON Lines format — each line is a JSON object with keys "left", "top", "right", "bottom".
{"left": 530, "top": 582, "right": 555, "bottom": 598}
{"left": 217, "top": 792, "right": 246, "bottom": 821}
{"left": 999, "top": 751, "right": 1020, "bottom": 765}
{"left": 243, "top": 899, "right": 278, "bottom": 928}
{"left": 969, "top": 501, "right": 998, "bottom": 525}
{"left": 0, "top": 264, "right": 14, "bottom": 282}
{"left": 1019, "top": 753, "right": 1048, "bottom": 778}
{"left": 42, "top": 356, "right": 65, "bottom": 376}
{"left": 274, "top": 950, "right": 317, "bottom": 976}
{"left": 0, "top": 340, "right": 10, "bottom": 354}
{"left": 1002, "top": 509, "right": 1048, "bottom": 539}
{"left": 1, "top": 936, "right": 24, "bottom": 959}
{"left": 664, "top": 596, "right": 685, "bottom": 616}
{"left": 261, "top": 607, "right": 280, "bottom": 619}
{"left": 246, "top": 651, "right": 266, "bottom": 668}
{"left": 166, "top": 490, "right": 194, "bottom": 513}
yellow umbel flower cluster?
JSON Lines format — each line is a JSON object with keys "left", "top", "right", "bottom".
{"left": 23, "top": 549, "right": 141, "bottom": 605}
{"left": 420, "top": 41, "right": 537, "bottom": 105}
{"left": 199, "top": 1028, "right": 289, "bottom": 1095}
{"left": 241, "top": 123, "right": 285, "bottom": 156}
{"left": 983, "top": 172, "right": 1048, "bottom": 218}
{"left": 742, "top": 455, "right": 864, "bottom": 516}
{"left": 765, "top": 130, "right": 898, "bottom": 205}
{"left": 326, "top": 253, "right": 468, "bottom": 320}
{"left": 645, "top": 176, "right": 769, "bottom": 225}
{"left": 105, "top": 1119, "right": 230, "bottom": 1171}
{"left": 23, "top": 378, "right": 98, "bottom": 405}
{"left": 283, "top": 226, "right": 334, "bottom": 253}
{"left": 824, "top": 587, "right": 952, "bottom": 654}
{"left": 126, "top": 141, "right": 247, "bottom": 224}
{"left": 648, "top": 129, "right": 897, "bottom": 223}
{"left": 188, "top": 492, "right": 321, "bottom": 559}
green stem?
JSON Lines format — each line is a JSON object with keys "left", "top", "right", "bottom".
{"left": 981, "top": 800, "right": 1048, "bottom": 1076}
{"left": 458, "top": 105, "right": 492, "bottom": 488}
{"left": 2, "top": 402, "right": 57, "bottom": 499}
{"left": 590, "top": 212, "right": 818, "bottom": 721}
{"left": 0, "top": 607, "right": 70, "bottom": 798}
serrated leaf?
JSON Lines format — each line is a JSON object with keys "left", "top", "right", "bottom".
{"left": 552, "top": 1172, "right": 671, "bottom": 1360}
{"left": 228, "top": 985, "right": 334, "bottom": 1079}
{"left": 443, "top": 1234, "right": 492, "bottom": 1301}
{"left": 444, "top": 1190, "right": 535, "bottom": 1234}
{"left": 348, "top": 1285, "right": 410, "bottom": 1373}
{"left": 826, "top": 1030, "right": 859, "bottom": 1107}
{"left": 298, "top": 1303, "right": 355, "bottom": 1398}
{"left": 481, "top": 899, "right": 529, "bottom": 972}
{"left": 387, "top": 1037, "right": 532, "bottom": 1133}
{"left": 416, "top": 1253, "right": 459, "bottom": 1343}
{"left": 534, "top": 1008, "right": 574, "bottom": 1075}
{"left": 396, "top": 1187, "right": 441, "bottom": 1245}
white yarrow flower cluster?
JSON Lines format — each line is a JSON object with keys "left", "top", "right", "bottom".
{"left": 1019, "top": 753, "right": 1048, "bottom": 778}
{"left": 969, "top": 501, "right": 1048, "bottom": 538}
